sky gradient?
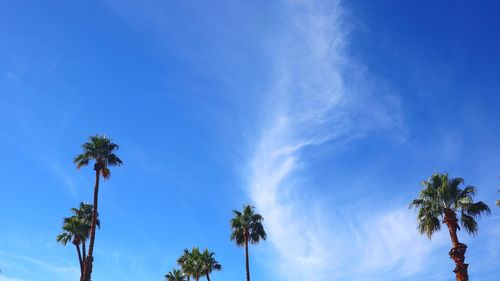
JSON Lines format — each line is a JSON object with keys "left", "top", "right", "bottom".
{"left": 1, "top": 1, "right": 499, "bottom": 281}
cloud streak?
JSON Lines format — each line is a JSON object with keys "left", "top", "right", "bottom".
{"left": 246, "top": 1, "right": 440, "bottom": 280}
{"left": 0, "top": 253, "right": 80, "bottom": 281}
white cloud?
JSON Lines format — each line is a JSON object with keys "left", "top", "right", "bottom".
{"left": 0, "top": 253, "right": 80, "bottom": 281}
{"left": 0, "top": 276, "right": 31, "bottom": 281}
{"left": 245, "top": 1, "right": 435, "bottom": 280}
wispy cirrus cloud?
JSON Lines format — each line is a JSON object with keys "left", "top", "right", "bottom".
{"left": 245, "top": 1, "right": 441, "bottom": 280}
{"left": 0, "top": 276, "right": 31, "bottom": 281}
{"left": 0, "top": 253, "right": 80, "bottom": 281}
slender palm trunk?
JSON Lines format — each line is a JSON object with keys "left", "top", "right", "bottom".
{"left": 82, "top": 240, "right": 87, "bottom": 261}
{"left": 245, "top": 235, "right": 250, "bottom": 281}
{"left": 444, "top": 209, "right": 468, "bottom": 281}
{"left": 82, "top": 167, "right": 100, "bottom": 281}
{"left": 75, "top": 243, "right": 83, "bottom": 275}
{"left": 206, "top": 272, "right": 211, "bottom": 281}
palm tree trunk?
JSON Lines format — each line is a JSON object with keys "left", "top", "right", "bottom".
{"left": 82, "top": 167, "right": 100, "bottom": 281}
{"left": 444, "top": 209, "right": 460, "bottom": 247}
{"left": 82, "top": 240, "right": 87, "bottom": 262}
{"left": 245, "top": 236, "right": 250, "bottom": 281}
{"left": 206, "top": 272, "right": 211, "bottom": 281}
{"left": 444, "top": 209, "right": 468, "bottom": 281}
{"left": 75, "top": 244, "right": 83, "bottom": 275}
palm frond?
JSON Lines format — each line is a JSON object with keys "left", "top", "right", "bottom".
{"left": 409, "top": 199, "right": 424, "bottom": 209}
{"left": 417, "top": 213, "right": 441, "bottom": 239}
{"left": 101, "top": 167, "right": 110, "bottom": 180}
{"left": 56, "top": 233, "right": 71, "bottom": 245}
{"left": 74, "top": 154, "right": 90, "bottom": 169}
{"left": 463, "top": 201, "right": 491, "bottom": 218}
{"left": 200, "top": 248, "right": 222, "bottom": 274}
{"left": 460, "top": 213, "right": 478, "bottom": 235}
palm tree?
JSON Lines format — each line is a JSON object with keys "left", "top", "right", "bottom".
{"left": 177, "top": 249, "right": 194, "bottom": 281}
{"left": 189, "top": 247, "right": 204, "bottom": 281}
{"left": 57, "top": 202, "right": 99, "bottom": 278}
{"left": 410, "top": 173, "right": 490, "bottom": 281}
{"left": 74, "top": 135, "right": 122, "bottom": 281}
{"left": 200, "top": 249, "right": 221, "bottom": 281}
{"left": 165, "top": 269, "right": 186, "bottom": 281}
{"left": 177, "top": 248, "right": 205, "bottom": 281}
{"left": 69, "top": 202, "right": 100, "bottom": 263}
{"left": 57, "top": 216, "right": 86, "bottom": 275}
{"left": 230, "top": 205, "right": 266, "bottom": 281}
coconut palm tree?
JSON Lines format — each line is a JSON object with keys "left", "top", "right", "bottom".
{"left": 410, "top": 173, "right": 490, "bottom": 281}
{"left": 165, "top": 269, "right": 186, "bottom": 281}
{"left": 74, "top": 135, "right": 122, "bottom": 281}
{"left": 57, "top": 216, "right": 86, "bottom": 275}
{"left": 200, "top": 249, "right": 221, "bottom": 281}
{"left": 230, "top": 205, "right": 266, "bottom": 281}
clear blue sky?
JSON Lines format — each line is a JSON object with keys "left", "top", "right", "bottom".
{"left": 1, "top": 1, "right": 499, "bottom": 281}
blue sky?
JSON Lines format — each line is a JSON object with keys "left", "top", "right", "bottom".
{"left": 1, "top": 1, "right": 499, "bottom": 280}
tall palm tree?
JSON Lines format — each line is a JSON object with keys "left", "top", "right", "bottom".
{"left": 230, "top": 205, "right": 266, "bottom": 281}
{"left": 165, "top": 269, "right": 186, "bottom": 281}
{"left": 410, "top": 173, "right": 490, "bottom": 281}
{"left": 57, "top": 216, "right": 86, "bottom": 274}
{"left": 200, "top": 249, "right": 221, "bottom": 281}
{"left": 74, "top": 135, "right": 122, "bottom": 281}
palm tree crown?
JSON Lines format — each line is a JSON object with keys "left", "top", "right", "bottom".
{"left": 57, "top": 216, "right": 86, "bottom": 246}
{"left": 200, "top": 249, "right": 221, "bottom": 281}
{"left": 230, "top": 205, "right": 267, "bottom": 246}
{"left": 57, "top": 203, "right": 98, "bottom": 246}
{"left": 410, "top": 173, "right": 491, "bottom": 239}
{"left": 177, "top": 247, "right": 206, "bottom": 281}
{"left": 165, "top": 269, "right": 186, "bottom": 281}
{"left": 73, "top": 134, "right": 122, "bottom": 178}
{"left": 177, "top": 248, "right": 194, "bottom": 281}
{"left": 68, "top": 202, "right": 100, "bottom": 236}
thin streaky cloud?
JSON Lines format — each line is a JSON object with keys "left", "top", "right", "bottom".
{"left": 245, "top": 1, "right": 433, "bottom": 280}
